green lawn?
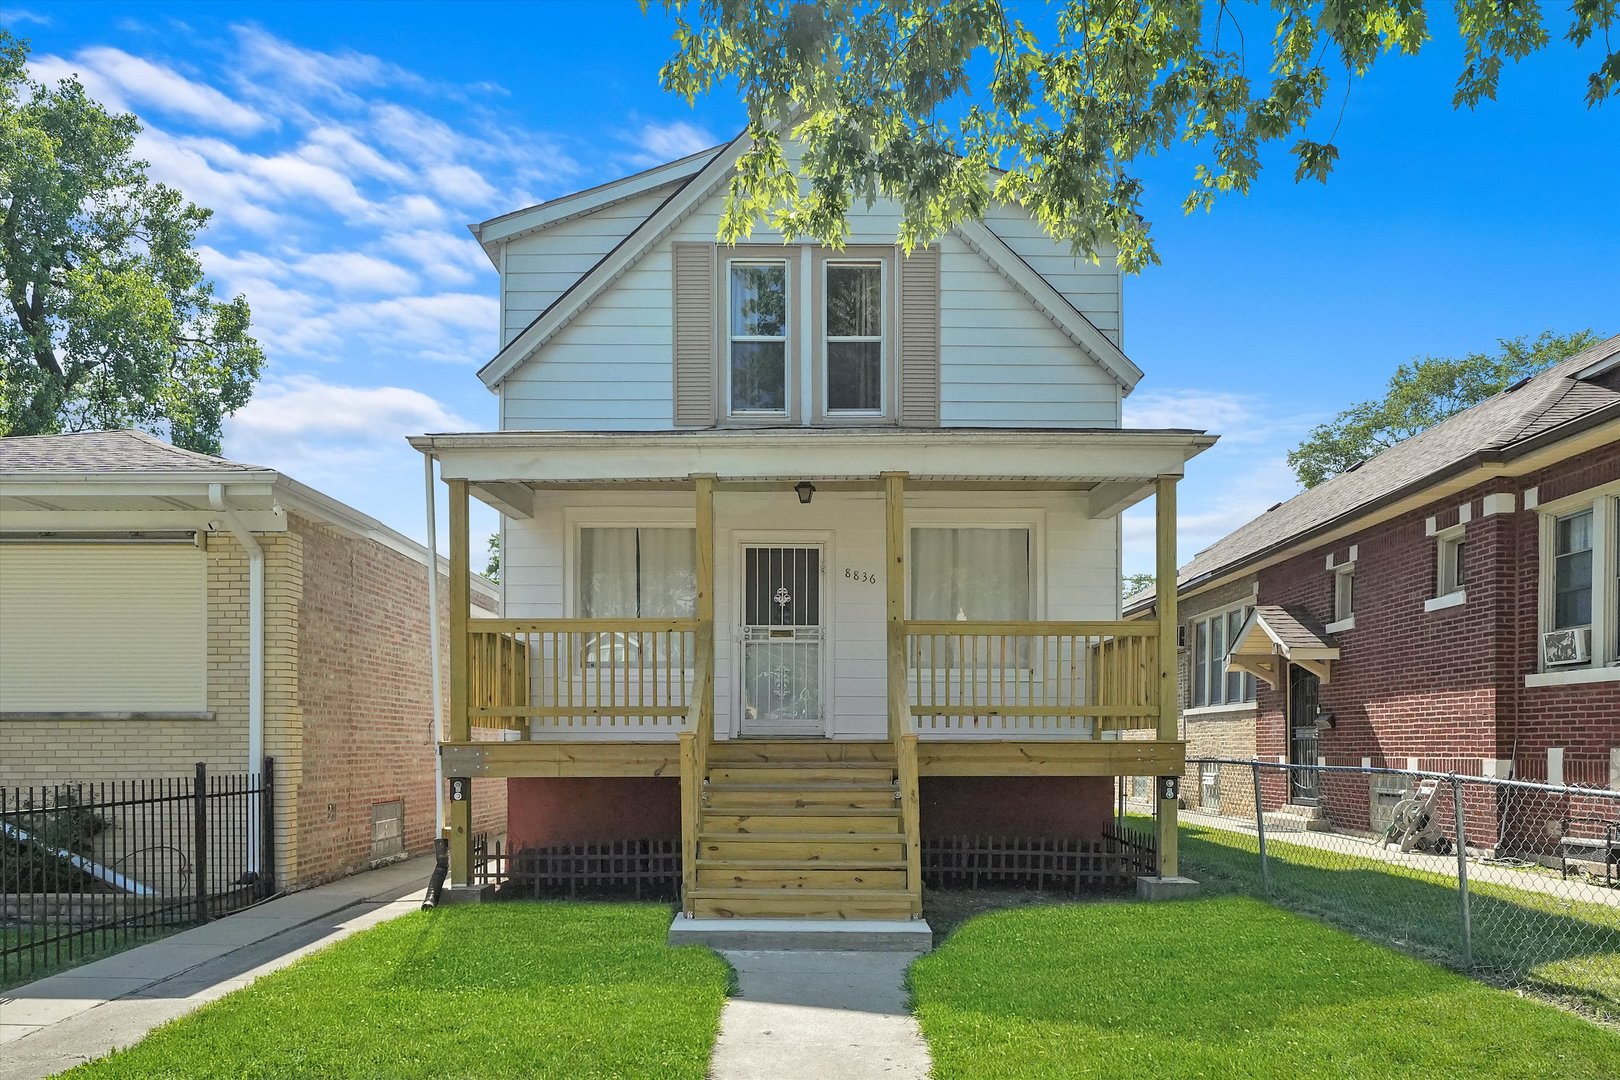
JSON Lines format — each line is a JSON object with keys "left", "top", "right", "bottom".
{"left": 909, "top": 896, "right": 1620, "bottom": 1080}
{"left": 64, "top": 903, "right": 731, "bottom": 1080}
{"left": 1174, "top": 818, "right": 1620, "bottom": 1015}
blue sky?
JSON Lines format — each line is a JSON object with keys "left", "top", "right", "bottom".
{"left": 8, "top": 1, "right": 1617, "bottom": 577}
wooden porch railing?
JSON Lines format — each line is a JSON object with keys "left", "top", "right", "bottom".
{"left": 903, "top": 621, "right": 1158, "bottom": 737}
{"left": 678, "top": 667, "right": 713, "bottom": 916}
{"left": 466, "top": 619, "right": 699, "bottom": 736}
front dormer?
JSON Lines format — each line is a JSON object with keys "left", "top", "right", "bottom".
{"left": 472, "top": 135, "right": 1137, "bottom": 432}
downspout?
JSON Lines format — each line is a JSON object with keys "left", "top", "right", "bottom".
{"left": 209, "top": 483, "right": 264, "bottom": 883}
{"left": 422, "top": 453, "right": 450, "bottom": 907}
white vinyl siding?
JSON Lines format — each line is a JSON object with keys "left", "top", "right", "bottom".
{"left": 497, "top": 185, "right": 1125, "bottom": 430}
{"left": 0, "top": 544, "right": 206, "bottom": 713}
{"left": 981, "top": 203, "right": 1122, "bottom": 346}
{"left": 500, "top": 186, "right": 677, "bottom": 349}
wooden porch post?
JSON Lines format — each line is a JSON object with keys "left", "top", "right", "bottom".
{"left": 1155, "top": 473, "right": 1181, "bottom": 878}
{"left": 883, "top": 472, "right": 907, "bottom": 743}
{"left": 447, "top": 477, "right": 473, "bottom": 887}
{"left": 679, "top": 474, "right": 715, "bottom": 916}
{"left": 694, "top": 475, "right": 715, "bottom": 688}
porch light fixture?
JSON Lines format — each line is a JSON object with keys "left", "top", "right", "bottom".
{"left": 795, "top": 481, "right": 816, "bottom": 504}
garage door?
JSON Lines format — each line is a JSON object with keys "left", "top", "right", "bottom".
{"left": 0, "top": 543, "right": 207, "bottom": 713}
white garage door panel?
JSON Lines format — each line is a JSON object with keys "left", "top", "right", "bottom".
{"left": 0, "top": 544, "right": 207, "bottom": 713}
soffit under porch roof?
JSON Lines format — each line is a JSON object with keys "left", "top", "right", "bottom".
{"left": 411, "top": 427, "right": 1216, "bottom": 515}
{"left": 1225, "top": 604, "right": 1340, "bottom": 688}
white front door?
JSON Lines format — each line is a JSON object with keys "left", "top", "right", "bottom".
{"left": 738, "top": 543, "right": 825, "bottom": 736}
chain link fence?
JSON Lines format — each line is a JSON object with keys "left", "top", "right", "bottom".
{"left": 1144, "top": 758, "right": 1619, "bottom": 1024}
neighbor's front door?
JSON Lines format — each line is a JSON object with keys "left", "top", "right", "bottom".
{"left": 738, "top": 544, "right": 825, "bottom": 736}
{"left": 1288, "top": 665, "right": 1322, "bottom": 805}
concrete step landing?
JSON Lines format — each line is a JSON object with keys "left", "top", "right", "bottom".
{"left": 668, "top": 915, "right": 933, "bottom": 953}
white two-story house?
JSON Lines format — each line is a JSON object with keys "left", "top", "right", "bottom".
{"left": 413, "top": 134, "right": 1214, "bottom": 923}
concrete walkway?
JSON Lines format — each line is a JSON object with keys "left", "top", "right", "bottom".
{"left": 710, "top": 950, "right": 932, "bottom": 1080}
{"left": 1, "top": 855, "right": 433, "bottom": 1080}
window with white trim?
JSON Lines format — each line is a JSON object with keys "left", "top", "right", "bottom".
{"left": 1436, "top": 527, "right": 1467, "bottom": 597}
{"left": 727, "top": 260, "right": 789, "bottom": 415}
{"left": 1536, "top": 488, "right": 1620, "bottom": 669}
{"left": 1333, "top": 564, "right": 1355, "bottom": 623}
{"left": 823, "top": 261, "right": 884, "bottom": 413}
{"left": 1189, "top": 604, "right": 1256, "bottom": 707}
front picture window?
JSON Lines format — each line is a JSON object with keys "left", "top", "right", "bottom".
{"left": 825, "top": 262, "right": 883, "bottom": 412}
{"left": 729, "top": 262, "right": 788, "bottom": 413}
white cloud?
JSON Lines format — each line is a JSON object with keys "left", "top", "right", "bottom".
{"left": 1125, "top": 388, "right": 1276, "bottom": 443}
{"left": 295, "top": 252, "right": 419, "bottom": 294}
{"left": 225, "top": 374, "right": 470, "bottom": 486}
{"left": 231, "top": 374, "right": 466, "bottom": 441}
{"left": 630, "top": 120, "right": 718, "bottom": 165}
{"left": 71, "top": 47, "right": 267, "bottom": 133}
{"left": 0, "top": 8, "right": 50, "bottom": 26}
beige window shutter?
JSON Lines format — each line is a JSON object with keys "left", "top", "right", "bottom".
{"left": 672, "top": 242, "right": 718, "bottom": 427}
{"left": 897, "top": 245, "right": 940, "bottom": 427}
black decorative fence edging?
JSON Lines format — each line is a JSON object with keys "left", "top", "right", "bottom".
{"left": 2, "top": 760, "right": 277, "bottom": 987}
{"left": 483, "top": 836, "right": 682, "bottom": 901}
{"left": 923, "top": 828, "right": 1157, "bottom": 893}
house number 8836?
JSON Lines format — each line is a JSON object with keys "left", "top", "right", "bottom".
{"left": 844, "top": 568, "right": 877, "bottom": 584}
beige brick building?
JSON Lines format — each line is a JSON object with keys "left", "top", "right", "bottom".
{"left": 0, "top": 431, "right": 501, "bottom": 891}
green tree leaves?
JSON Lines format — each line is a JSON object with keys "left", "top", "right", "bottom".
{"left": 650, "top": 0, "right": 1613, "bottom": 269}
{"left": 1286, "top": 329, "right": 1604, "bottom": 487}
{"left": 0, "top": 31, "right": 263, "bottom": 453}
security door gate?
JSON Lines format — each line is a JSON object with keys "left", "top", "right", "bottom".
{"left": 739, "top": 545, "right": 824, "bottom": 736}
{"left": 1288, "top": 665, "right": 1323, "bottom": 805}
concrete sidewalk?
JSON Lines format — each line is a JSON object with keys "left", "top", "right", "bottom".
{"left": 1, "top": 855, "right": 433, "bottom": 1079}
{"left": 710, "top": 950, "right": 933, "bottom": 1080}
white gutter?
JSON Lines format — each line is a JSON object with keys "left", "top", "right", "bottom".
{"left": 423, "top": 454, "right": 446, "bottom": 835}
{"left": 208, "top": 482, "right": 265, "bottom": 880}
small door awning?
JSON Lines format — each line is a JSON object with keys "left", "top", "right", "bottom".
{"left": 1225, "top": 605, "right": 1340, "bottom": 687}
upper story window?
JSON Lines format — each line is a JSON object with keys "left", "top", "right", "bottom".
{"left": 1325, "top": 547, "right": 1357, "bottom": 633}
{"left": 1190, "top": 604, "right": 1256, "bottom": 708}
{"left": 824, "top": 262, "right": 884, "bottom": 414}
{"left": 728, "top": 260, "right": 790, "bottom": 415}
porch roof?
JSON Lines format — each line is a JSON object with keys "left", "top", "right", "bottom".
{"left": 1225, "top": 605, "right": 1339, "bottom": 688}
{"left": 411, "top": 427, "right": 1215, "bottom": 515}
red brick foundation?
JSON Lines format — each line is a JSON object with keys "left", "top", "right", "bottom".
{"left": 919, "top": 776, "right": 1113, "bottom": 839}
{"left": 507, "top": 777, "right": 680, "bottom": 850}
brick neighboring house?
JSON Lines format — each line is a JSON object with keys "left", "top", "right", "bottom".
{"left": 1129, "top": 334, "right": 1620, "bottom": 849}
{"left": 0, "top": 430, "right": 502, "bottom": 889}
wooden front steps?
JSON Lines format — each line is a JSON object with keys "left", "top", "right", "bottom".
{"left": 689, "top": 740, "right": 919, "bottom": 920}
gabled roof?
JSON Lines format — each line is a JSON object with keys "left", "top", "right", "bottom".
{"left": 467, "top": 144, "right": 723, "bottom": 263}
{"left": 0, "top": 429, "right": 271, "bottom": 475}
{"left": 1130, "top": 333, "right": 1620, "bottom": 610}
{"left": 476, "top": 133, "right": 1144, "bottom": 394}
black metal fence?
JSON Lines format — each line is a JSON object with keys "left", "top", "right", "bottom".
{"left": 2, "top": 760, "right": 276, "bottom": 987}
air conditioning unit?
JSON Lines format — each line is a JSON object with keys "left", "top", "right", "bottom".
{"left": 1542, "top": 627, "right": 1591, "bottom": 666}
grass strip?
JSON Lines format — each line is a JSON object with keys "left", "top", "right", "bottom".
{"left": 66, "top": 902, "right": 730, "bottom": 1080}
{"left": 910, "top": 895, "right": 1620, "bottom": 1079}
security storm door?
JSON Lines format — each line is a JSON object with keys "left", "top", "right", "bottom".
{"left": 738, "top": 544, "right": 825, "bottom": 736}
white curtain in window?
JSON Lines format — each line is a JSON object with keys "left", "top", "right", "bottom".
{"left": 910, "top": 528, "right": 1030, "bottom": 621}
{"left": 637, "top": 528, "right": 697, "bottom": 617}
{"left": 580, "top": 528, "right": 637, "bottom": 617}
{"left": 579, "top": 527, "right": 696, "bottom": 617}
